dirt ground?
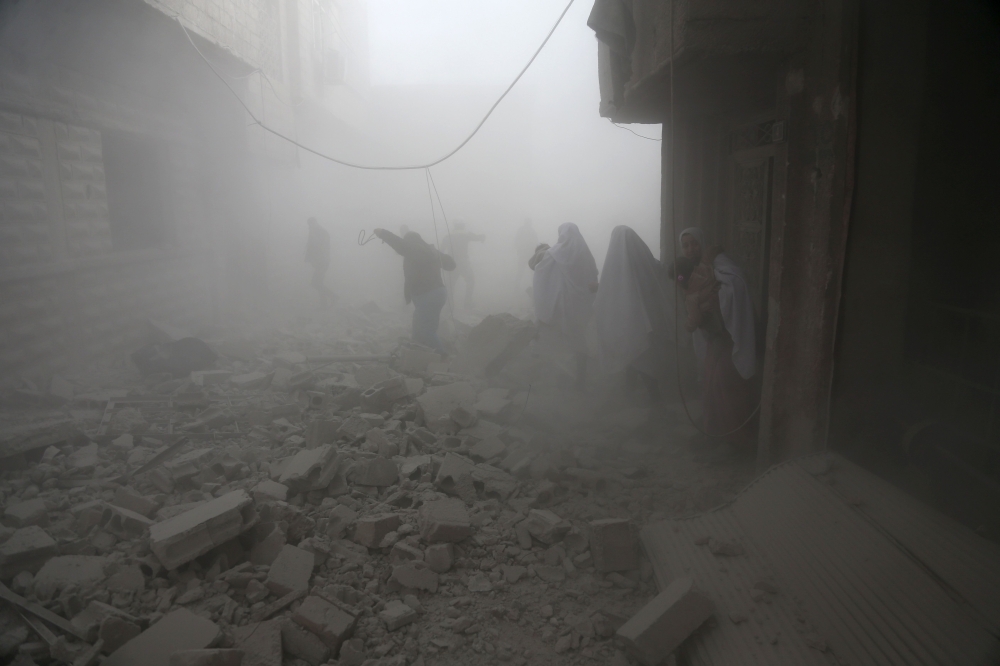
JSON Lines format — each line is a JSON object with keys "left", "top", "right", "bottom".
{"left": 0, "top": 304, "right": 756, "bottom": 666}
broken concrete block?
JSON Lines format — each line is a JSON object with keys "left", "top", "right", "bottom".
{"left": 278, "top": 445, "right": 339, "bottom": 494}
{"left": 0, "top": 525, "right": 56, "bottom": 580}
{"left": 399, "top": 455, "right": 432, "bottom": 479}
{"left": 389, "top": 540, "right": 424, "bottom": 564}
{"left": 390, "top": 561, "right": 438, "bottom": 592}
{"left": 233, "top": 621, "right": 281, "bottom": 666}
{"left": 522, "top": 509, "right": 571, "bottom": 545}
{"left": 616, "top": 577, "right": 713, "bottom": 666}
{"left": 149, "top": 490, "right": 257, "bottom": 570}
{"left": 450, "top": 406, "right": 477, "bottom": 429}
{"left": 112, "top": 488, "right": 159, "bottom": 518}
{"left": 419, "top": 499, "right": 472, "bottom": 543}
{"left": 304, "top": 421, "right": 339, "bottom": 449}
{"left": 3, "top": 499, "right": 48, "bottom": 528}
{"left": 280, "top": 620, "right": 329, "bottom": 666}
{"left": 71, "top": 601, "right": 138, "bottom": 643}
{"left": 323, "top": 505, "right": 358, "bottom": 539}
{"left": 265, "top": 545, "right": 314, "bottom": 596}
{"left": 104, "top": 564, "right": 145, "bottom": 592}
{"left": 105, "top": 609, "right": 221, "bottom": 666}
{"left": 589, "top": 519, "right": 638, "bottom": 573}
{"left": 100, "top": 504, "right": 154, "bottom": 539}
{"left": 415, "top": 382, "right": 476, "bottom": 433}
{"left": 230, "top": 371, "right": 273, "bottom": 391}
{"left": 111, "top": 433, "right": 135, "bottom": 452}
{"left": 353, "top": 514, "right": 401, "bottom": 548}
{"left": 291, "top": 595, "right": 356, "bottom": 653}
{"left": 424, "top": 543, "right": 454, "bottom": 573}
{"left": 33, "top": 556, "right": 108, "bottom": 600}
{"left": 455, "top": 313, "right": 535, "bottom": 377}
{"left": 352, "top": 456, "right": 398, "bottom": 487}
{"left": 168, "top": 649, "right": 243, "bottom": 666}
{"left": 100, "top": 616, "right": 142, "bottom": 654}
{"left": 252, "top": 480, "right": 288, "bottom": 503}
{"left": 337, "top": 415, "right": 371, "bottom": 440}
{"left": 164, "top": 448, "right": 215, "bottom": 481}
{"left": 67, "top": 443, "right": 100, "bottom": 469}
{"left": 469, "top": 436, "right": 506, "bottom": 461}
{"left": 338, "top": 638, "right": 366, "bottom": 666}
{"left": 379, "top": 599, "right": 417, "bottom": 632}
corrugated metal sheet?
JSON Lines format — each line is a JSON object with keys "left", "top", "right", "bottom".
{"left": 641, "top": 454, "right": 1000, "bottom": 666}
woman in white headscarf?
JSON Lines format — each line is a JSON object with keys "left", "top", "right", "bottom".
{"left": 677, "top": 227, "right": 756, "bottom": 443}
{"left": 530, "top": 223, "right": 599, "bottom": 387}
{"left": 593, "top": 225, "right": 675, "bottom": 400}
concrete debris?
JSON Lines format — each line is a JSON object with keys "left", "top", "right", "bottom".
{"left": 0, "top": 320, "right": 743, "bottom": 666}
{"left": 616, "top": 577, "right": 713, "bottom": 665}
{"left": 105, "top": 609, "right": 221, "bottom": 666}
{"left": 149, "top": 490, "right": 258, "bottom": 570}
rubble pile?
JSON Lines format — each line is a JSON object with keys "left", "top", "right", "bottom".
{"left": 0, "top": 313, "right": 748, "bottom": 666}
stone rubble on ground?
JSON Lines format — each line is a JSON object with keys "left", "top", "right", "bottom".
{"left": 0, "top": 312, "right": 748, "bottom": 666}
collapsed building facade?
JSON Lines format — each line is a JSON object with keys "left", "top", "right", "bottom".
{"left": 592, "top": 0, "right": 1000, "bottom": 511}
{"left": 0, "top": 0, "right": 369, "bottom": 387}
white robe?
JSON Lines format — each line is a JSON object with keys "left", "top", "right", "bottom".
{"left": 532, "top": 223, "right": 598, "bottom": 351}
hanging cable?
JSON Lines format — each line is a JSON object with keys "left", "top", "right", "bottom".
{"left": 666, "top": 0, "right": 762, "bottom": 439}
{"left": 172, "top": 0, "right": 576, "bottom": 170}
{"left": 426, "top": 168, "right": 456, "bottom": 323}
{"left": 609, "top": 118, "right": 662, "bottom": 141}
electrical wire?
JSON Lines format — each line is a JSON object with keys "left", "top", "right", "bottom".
{"left": 609, "top": 118, "right": 661, "bottom": 141}
{"left": 666, "top": 0, "right": 762, "bottom": 439}
{"left": 173, "top": 0, "right": 577, "bottom": 170}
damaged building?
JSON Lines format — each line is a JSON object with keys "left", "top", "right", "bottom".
{"left": 1, "top": 0, "right": 999, "bottom": 666}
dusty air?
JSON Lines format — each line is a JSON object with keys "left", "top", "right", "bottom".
{"left": 1, "top": 1, "right": 999, "bottom": 665}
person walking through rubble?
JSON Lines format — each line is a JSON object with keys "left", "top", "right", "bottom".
{"left": 305, "top": 217, "right": 334, "bottom": 307}
{"left": 678, "top": 227, "right": 756, "bottom": 444}
{"left": 444, "top": 221, "right": 485, "bottom": 309}
{"left": 593, "top": 225, "right": 674, "bottom": 402}
{"left": 373, "top": 227, "right": 456, "bottom": 353}
{"left": 529, "top": 222, "right": 599, "bottom": 388}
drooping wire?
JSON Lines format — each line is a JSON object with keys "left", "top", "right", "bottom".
{"left": 172, "top": 0, "right": 577, "bottom": 171}
{"left": 666, "top": 0, "right": 762, "bottom": 440}
{"left": 609, "top": 118, "right": 662, "bottom": 141}
{"left": 426, "top": 168, "right": 456, "bottom": 323}
{"left": 358, "top": 229, "right": 378, "bottom": 246}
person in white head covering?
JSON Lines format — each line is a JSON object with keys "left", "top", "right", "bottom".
{"left": 530, "top": 223, "right": 599, "bottom": 387}
{"left": 677, "top": 227, "right": 756, "bottom": 443}
{"left": 593, "top": 225, "right": 675, "bottom": 400}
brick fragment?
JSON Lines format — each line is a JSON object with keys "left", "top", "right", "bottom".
{"left": 616, "top": 577, "right": 713, "bottom": 666}
{"left": 233, "top": 620, "right": 281, "bottom": 666}
{"left": 390, "top": 561, "right": 439, "bottom": 592}
{"left": 389, "top": 540, "right": 424, "bottom": 564}
{"left": 280, "top": 619, "right": 330, "bottom": 666}
{"left": 149, "top": 490, "right": 257, "bottom": 570}
{"left": 353, "top": 513, "right": 401, "bottom": 548}
{"left": 265, "top": 545, "right": 314, "bottom": 596}
{"left": 379, "top": 599, "right": 417, "bottom": 632}
{"left": 105, "top": 609, "right": 221, "bottom": 666}
{"left": 278, "top": 446, "right": 339, "bottom": 494}
{"left": 423, "top": 543, "right": 454, "bottom": 573}
{"left": 99, "top": 504, "right": 153, "bottom": 538}
{"left": 352, "top": 456, "right": 399, "bottom": 487}
{"left": 522, "top": 509, "right": 570, "bottom": 545}
{"left": 418, "top": 499, "right": 471, "bottom": 543}
{"left": 589, "top": 518, "right": 638, "bottom": 573}
{"left": 252, "top": 480, "right": 288, "bottom": 503}
{"left": 291, "top": 595, "right": 356, "bottom": 653}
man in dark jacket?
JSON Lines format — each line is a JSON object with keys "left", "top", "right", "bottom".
{"left": 374, "top": 228, "right": 456, "bottom": 352}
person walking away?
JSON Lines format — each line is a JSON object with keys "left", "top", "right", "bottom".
{"left": 530, "top": 223, "right": 599, "bottom": 388}
{"left": 305, "top": 217, "right": 333, "bottom": 307}
{"left": 677, "top": 227, "right": 756, "bottom": 445}
{"left": 373, "top": 228, "right": 456, "bottom": 352}
{"left": 515, "top": 218, "right": 539, "bottom": 291}
{"left": 444, "top": 221, "right": 485, "bottom": 309}
{"left": 593, "top": 225, "right": 675, "bottom": 402}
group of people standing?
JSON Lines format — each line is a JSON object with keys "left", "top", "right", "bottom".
{"left": 529, "top": 222, "right": 757, "bottom": 444}
{"left": 306, "top": 215, "right": 757, "bottom": 443}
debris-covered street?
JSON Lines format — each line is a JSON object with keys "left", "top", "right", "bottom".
{"left": 0, "top": 306, "right": 755, "bottom": 666}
